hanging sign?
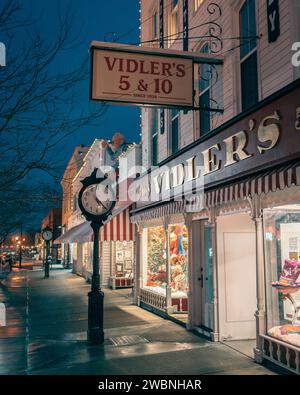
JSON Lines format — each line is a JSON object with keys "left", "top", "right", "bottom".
{"left": 267, "top": 0, "right": 280, "bottom": 43}
{"left": 91, "top": 42, "right": 194, "bottom": 109}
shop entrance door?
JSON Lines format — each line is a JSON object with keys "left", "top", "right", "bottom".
{"left": 217, "top": 213, "right": 256, "bottom": 340}
{"left": 200, "top": 222, "right": 214, "bottom": 330}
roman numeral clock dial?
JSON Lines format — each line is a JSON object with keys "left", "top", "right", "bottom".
{"left": 78, "top": 170, "right": 115, "bottom": 223}
{"left": 82, "top": 185, "right": 111, "bottom": 215}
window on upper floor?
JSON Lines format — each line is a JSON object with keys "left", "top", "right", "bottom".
{"left": 239, "top": 0, "right": 258, "bottom": 111}
{"left": 170, "top": 109, "right": 180, "bottom": 155}
{"left": 151, "top": 109, "right": 159, "bottom": 166}
{"left": 199, "top": 43, "right": 212, "bottom": 136}
{"left": 198, "top": 41, "right": 223, "bottom": 136}
{"left": 194, "top": 0, "right": 204, "bottom": 12}
{"left": 152, "top": 11, "right": 158, "bottom": 39}
{"left": 169, "top": 0, "right": 179, "bottom": 46}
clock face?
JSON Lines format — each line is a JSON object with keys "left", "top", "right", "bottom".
{"left": 81, "top": 183, "right": 114, "bottom": 216}
{"left": 42, "top": 230, "right": 53, "bottom": 241}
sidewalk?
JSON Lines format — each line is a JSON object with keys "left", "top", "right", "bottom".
{"left": 0, "top": 268, "right": 286, "bottom": 375}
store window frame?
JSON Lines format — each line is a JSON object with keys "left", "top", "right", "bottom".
{"left": 151, "top": 109, "right": 159, "bottom": 166}
{"left": 239, "top": 0, "right": 259, "bottom": 111}
{"left": 263, "top": 205, "right": 300, "bottom": 346}
{"left": 144, "top": 223, "right": 189, "bottom": 299}
{"left": 199, "top": 42, "right": 213, "bottom": 136}
{"left": 152, "top": 10, "right": 158, "bottom": 40}
{"left": 169, "top": 0, "right": 179, "bottom": 46}
{"left": 170, "top": 109, "right": 180, "bottom": 155}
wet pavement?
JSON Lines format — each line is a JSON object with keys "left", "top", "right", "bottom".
{"left": 0, "top": 266, "right": 285, "bottom": 375}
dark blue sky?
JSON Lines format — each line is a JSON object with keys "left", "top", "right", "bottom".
{"left": 22, "top": 0, "right": 141, "bottom": 159}
{"left": 1, "top": 0, "right": 141, "bottom": 230}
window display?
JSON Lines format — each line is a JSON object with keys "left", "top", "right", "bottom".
{"left": 146, "top": 226, "right": 167, "bottom": 294}
{"left": 115, "top": 241, "right": 133, "bottom": 278}
{"left": 264, "top": 205, "right": 300, "bottom": 348}
{"left": 83, "top": 242, "right": 93, "bottom": 272}
{"left": 169, "top": 224, "right": 189, "bottom": 297}
{"left": 145, "top": 224, "right": 189, "bottom": 298}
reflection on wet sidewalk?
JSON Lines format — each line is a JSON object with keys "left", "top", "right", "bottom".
{"left": 0, "top": 270, "right": 281, "bottom": 375}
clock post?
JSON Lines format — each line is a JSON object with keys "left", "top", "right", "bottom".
{"left": 88, "top": 221, "right": 104, "bottom": 343}
{"left": 42, "top": 226, "right": 53, "bottom": 278}
{"left": 45, "top": 241, "right": 50, "bottom": 278}
{"left": 78, "top": 169, "right": 116, "bottom": 344}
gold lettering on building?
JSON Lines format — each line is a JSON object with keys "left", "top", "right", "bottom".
{"left": 257, "top": 111, "right": 280, "bottom": 154}
{"left": 185, "top": 156, "right": 200, "bottom": 182}
{"left": 170, "top": 163, "right": 185, "bottom": 188}
{"left": 202, "top": 144, "right": 221, "bottom": 176}
{"left": 224, "top": 130, "right": 252, "bottom": 167}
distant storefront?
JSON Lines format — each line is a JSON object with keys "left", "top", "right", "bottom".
{"left": 55, "top": 208, "right": 135, "bottom": 288}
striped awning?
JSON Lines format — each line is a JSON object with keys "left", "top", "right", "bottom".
{"left": 204, "top": 161, "right": 300, "bottom": 207}
{"left": 130, "top": 161, "right": 300, "bottom": 222}
{"left": 53, "top": 221, "right": 92, "bottom": 244}
{"left": 130, "top": 200, "right": 185, "bottom": 223}
{"left": 100, "top": 207, "right": 135, "bottom": 242}
{"left": 55, "top": 208, "right": 135, "bottom": 244}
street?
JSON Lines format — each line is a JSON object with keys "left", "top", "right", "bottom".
{"left": 0, "top": 265, "right": 283, "bottom": 375}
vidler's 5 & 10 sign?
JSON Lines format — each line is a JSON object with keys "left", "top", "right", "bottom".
{"left": 90, "top": 41, "right": 194, "bottom": 109}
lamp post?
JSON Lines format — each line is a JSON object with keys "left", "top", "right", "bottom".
{"left": 78, "top": 169, "right": 115, "bottom": 344}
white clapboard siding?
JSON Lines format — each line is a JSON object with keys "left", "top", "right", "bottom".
{"left": 258, "top": 0, "right": 294, "bottom": 98}
{"left": 140, "top": 0, "right": 298, "bottom": 169}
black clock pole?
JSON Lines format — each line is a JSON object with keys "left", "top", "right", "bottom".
{"left": 87, "top": 220, "right": 104, "bottom": 344}
{"left": 78, "top": 169, "right": 116, "bottom": 345}
{"left": 45, "top": 240, "right": 50, "bottom": 278}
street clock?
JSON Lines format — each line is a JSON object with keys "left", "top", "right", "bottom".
{"left": 78, "top": 169, "right": 116, "bottom": 223}
{"left": 78, "top": 168, "right": 116, "bottom": 344}
{"left": 42, "top": 227, "right": 53, "bottom": 241}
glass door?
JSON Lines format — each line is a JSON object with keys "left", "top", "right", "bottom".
{"left": 201, "top": 222, "right": 214, "bottom": 330}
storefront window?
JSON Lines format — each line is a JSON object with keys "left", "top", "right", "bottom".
{"left": 115, "top": 241, "right": 133, "bottom": 278}
{"left": 169, "top": 224, "right": 189, "bottom": 297}
{"left": 83, "top": 242, "right": 93, "bottom": 272}
{"left": 71, "top": 243, "right": 77, "bottom": 267}
{"left": 146, "top": 226, "right": 167, "bottom": 294}
{"left": 145, "top": 224, "right": 189, "bottom": 298}
{"left": 264, "top": 205, "right": 300, "bottom": 348}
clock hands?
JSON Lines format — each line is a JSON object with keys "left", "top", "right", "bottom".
{"left": 95, "top": 195, "right": 109, "bottom": 210}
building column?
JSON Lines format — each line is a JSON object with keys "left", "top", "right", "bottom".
{"left": 164, "top": 216, "right": 173, "bottom": 314}
{"left": 208, "top": 206, "right": 220, "bottom": 342}
{"left": 134, "top": 224, "right": 143, "bottom": 306}
{"left": 249, "top": 195, "right": 266, "bottom": 364}
{"left": 184, "top": 213, "right": 194, "bottom": 330}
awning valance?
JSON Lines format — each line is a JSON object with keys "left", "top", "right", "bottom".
{"left": 54, "top": 207, "right": 135, "bottom": 244}
{"left": 100, "top": 206, "right": 135, "bottom": 242}
{"left": 53, "top": 221, "right": 92, "bottom": 244}
{"left": 130, "top": 161, "right": 300, "bottom": 223}
{"left": 204, "top": 160, "right": 300, "bottom": 207}
{"left": 130, "top": 200, "right": 185, "bottom": 223}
